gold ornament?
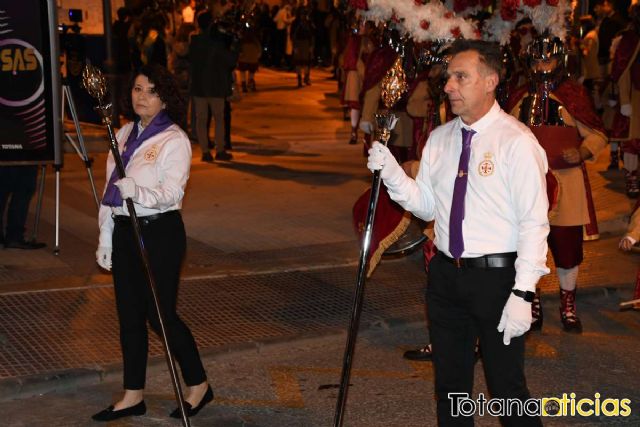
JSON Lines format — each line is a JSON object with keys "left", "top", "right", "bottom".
{"left": 81, "top": 64, "right": 108, "bottom": 103}
{"left": 380, "top": 57, "right": 408, "bottom": 109}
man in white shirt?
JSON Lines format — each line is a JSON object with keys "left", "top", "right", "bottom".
{"left": 368, "top": 39, "right": 548, "bottom": 426}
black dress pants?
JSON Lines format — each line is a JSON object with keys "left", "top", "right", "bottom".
{"left": 427, "top": 253, "right": 542, "bottom": 427}
{"left": 112, "top": 211, "right": 206, "bottom": 390}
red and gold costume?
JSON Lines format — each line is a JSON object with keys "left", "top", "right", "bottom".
{"left": 610, "top": 23, "right": 640, "bottom": 195}
{"left": 508, "top": 78, "right": 607, "bottom": 332}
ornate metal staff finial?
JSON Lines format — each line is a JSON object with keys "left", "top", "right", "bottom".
{"left": 380, "top": 57, "right": 408, "bottom": 109}
{"left": 81, "top": 64, "right": 113, "bottom": 125}
{"left": 81, "top": 64, "right": 108, "bottom": 103}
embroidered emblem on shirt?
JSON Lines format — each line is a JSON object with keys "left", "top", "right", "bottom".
{"left": 478, "top": 152, "right": 494, "bottom": 177}
{"left": 144, "top": 145, "right": 158, "bottom": 162}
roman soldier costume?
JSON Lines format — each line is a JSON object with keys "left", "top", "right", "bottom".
{"left": 507, "top": 36, "right": 607, "bottom": 333}
{"left": 610, "top": 5, "right": 640, "bottom": 197}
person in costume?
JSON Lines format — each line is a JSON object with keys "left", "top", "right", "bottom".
{"left": 610, "top": 4, "right": 640, "bottom": 197}
{"left": 507, "top": 36, "right": 607, "bottom": 333}
{"left": 92, "top": 65, "right": 212, "bottom": 422}
{"left": 618, "top": 194, "right": 640, "bottom": 307}
{"left": 341, "top": 20, "right": 376, "bottom": 145}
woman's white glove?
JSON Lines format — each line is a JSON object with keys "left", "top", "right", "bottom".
{"left": 621, "top": 104, "right": 632, "bottom": 117}
{"left": 115, "top": 177, "right": 139, "bottom": 201}
{"left": 96, "top": 246, "right": 112, "bottom": 271}
{"left": 359, "top": 121, "right": 374, "bottom": 134}
{"left": 497, "top": 293, "right": 532, "bottom": 345}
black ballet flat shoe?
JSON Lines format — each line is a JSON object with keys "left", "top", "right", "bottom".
{"left": 170, "top": 385, "right": 214, "bottom": 418}
{"left": 91, "top": 400, "right": 146, "bottom": 422}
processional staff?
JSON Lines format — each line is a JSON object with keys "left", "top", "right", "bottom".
{"left": 334, "top": 56, "right": 408, "bottom": 427}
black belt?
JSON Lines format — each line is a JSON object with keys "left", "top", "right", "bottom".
{"left": 440, "top": 252, "right": 517, "bottom": 269}
{"left": 113, "top": 210, "right": 180, "bottom": 226}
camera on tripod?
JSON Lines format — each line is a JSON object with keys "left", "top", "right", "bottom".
{"left": 58, "top": 8, "right": 83, "bottom": 34}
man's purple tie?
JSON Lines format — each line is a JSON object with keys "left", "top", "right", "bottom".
{"left": 449, "top": 127, "right": 476, "bottom": 259}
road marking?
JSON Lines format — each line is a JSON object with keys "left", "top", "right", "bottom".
{"left": 209, "top": 362, "right": 433, "bottom": 409}
{"left": 526, "top": 335, "right": 558, "bottom": 358}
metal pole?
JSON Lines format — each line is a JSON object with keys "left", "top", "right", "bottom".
{"left": 63, "top": 85, "right": 100, "bottom": 209}
{"left": 102, "top": 0, "right": 114, "bottom": 74}
{"left": 333, "top": 116, "right": 396, "bottom": 427}
{"left": 54, "top": 165, "right": 61, "bottom": 255}
{"left": 31, "top": 165, "right": 47, "bottom": 243}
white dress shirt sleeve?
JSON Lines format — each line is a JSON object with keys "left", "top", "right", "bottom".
{"left": 508, "top": 135, "right": 551, "bottom": 292}
{"left": 384, "top": 138, "right": 436, "bottom": 222}
{"left": 98, "top": 204, "right": 114, "bottom": 248}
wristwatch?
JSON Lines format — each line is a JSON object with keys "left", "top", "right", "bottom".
{"left": 512, "top": 289, "right": 535, "bottom": 302}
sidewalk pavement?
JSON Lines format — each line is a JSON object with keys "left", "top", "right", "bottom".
{"left": 1, "top": 68, "right": 639, "bottom": 403}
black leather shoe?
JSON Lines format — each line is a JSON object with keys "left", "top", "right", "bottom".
{"left": 201, "top": 152, "right": 214, "bottom": 163}
{"left": 91, "top": 400, "right": 146, "bottom": 422}
{"left": 4, "top": 239, "right": 46, "bottom": 250}
{"left": 215, "top": 151, "right": 233, "bottom": 161}
{"left": 170, "top": 385, "right": 214, "bottom": 418}
{"left": 403, "top": 344, "right": 432, "bottom": 361}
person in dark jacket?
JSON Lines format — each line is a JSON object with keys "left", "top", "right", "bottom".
{"left": 188, "top": 12, "right": 238, "bottom": 162}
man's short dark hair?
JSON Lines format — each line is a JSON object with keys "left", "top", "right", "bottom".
{"left": 116, "top": 7, "right": 129, "bottom": 21}
{"left": 197, "top": 11, "right": 212, "bottom": 30}
{"left": 448, "top": 39, "right": 502, "bottom": 77}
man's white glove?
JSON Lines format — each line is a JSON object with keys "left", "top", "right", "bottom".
{"left": 96, "top": 246, "right": 112, "bottom": 271}
{"left": 115, "top": 177, "right": 139, "bottom": 201}
{"left": 497, "top": 293, "right": 532, "bottom": 345}
{"left": 360, "top": 121, "right": 374, "bottom": 134}
{"left": 367, "top": 142, "right": 405, "bottom": 181}
{"left": 621, "top": 104, "right": 632, "bottom": 117}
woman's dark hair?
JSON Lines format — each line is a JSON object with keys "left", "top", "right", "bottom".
{"left": 124, "top": 64, "right": 186, "bottom": 125}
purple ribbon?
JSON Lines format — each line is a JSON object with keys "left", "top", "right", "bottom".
{"left": 101, "top": 110, "right": 173, "bottom": 207}
{"left": 448, "top": 127, "right": 476, "bottom": 259}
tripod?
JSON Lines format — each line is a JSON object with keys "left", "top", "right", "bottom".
{"left": 31, "top": 83, "right": 100, "bottom": 254}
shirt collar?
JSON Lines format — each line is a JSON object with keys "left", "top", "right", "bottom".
{"left": 458, "top": 100, "right": 501, "bottom": 135}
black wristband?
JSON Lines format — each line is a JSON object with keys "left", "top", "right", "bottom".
{"left": 512, "top": 289, "right": 535, "bottom": 302}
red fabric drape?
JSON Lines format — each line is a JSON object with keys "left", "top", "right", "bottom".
{"left": 342, "top": 34, "right": 362, "bottom": 71}
{"left": 359, "top": 46, "right": 397, "bottom": 97}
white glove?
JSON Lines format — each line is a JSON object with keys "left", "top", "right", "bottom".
{"left": 621, "top": 104, "right": 632, "bottom": 117}
{"left": 360, "top": 121, "right": 374, "bottom": 134}
{"left": 607, "top": 98, "right": 618, "bottom": 107}
{"left": 114, "top": 177, "right": 139, "bottom": 201}
{"left": 497, "top": 293, "right": 532, "bottom": 345}
{"left": 96, "top": 246, "right": 112, "bottom": 271}
{"left": 367, "top": 142, "right": 405, "bottom": 181}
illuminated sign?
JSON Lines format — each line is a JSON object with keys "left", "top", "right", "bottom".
{"left": 0, "top": 1, "right": 61, "bottom": 164}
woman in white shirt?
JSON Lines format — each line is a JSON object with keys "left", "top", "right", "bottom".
{"left": 92, "top": 64, "right": 212, "bottom": 422}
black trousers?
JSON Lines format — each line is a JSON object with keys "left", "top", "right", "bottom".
{"left": 112, "top": 211, "right": 206, "bottom": 390}
{"left": 427, "top": 253, "right": 542, "bottom": 427}
{"left": 0, "top": 166, "right": 38, "bottom": 243}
